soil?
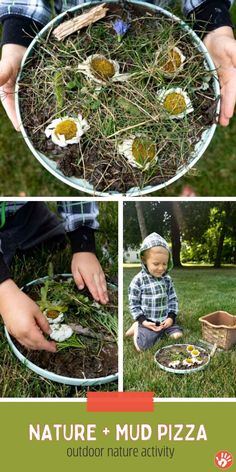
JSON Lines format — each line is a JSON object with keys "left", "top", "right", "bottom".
{"left": 13, "top": 339, "right": 117, "bottom": 378}
{"left": 155, "top": 344, "right": 209, "bottom": 372}
{"left": 18, "top": 2, "right": 218, "bottom": 193}
{"left": 11, "top": 276, "right": 118, "bottom": 379}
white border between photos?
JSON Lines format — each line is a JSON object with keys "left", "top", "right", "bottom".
{"left": 0, "top": 196, "right": 235, "bottom": 403}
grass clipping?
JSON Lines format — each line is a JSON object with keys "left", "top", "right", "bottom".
{"left": 18, "top": 3, "right": 219, "bottom": 193}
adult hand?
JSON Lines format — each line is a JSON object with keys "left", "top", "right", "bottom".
{"left": 0, "top": 43, "right": 26, "bottom": 130}
{"left": 160, "top": 317, "right": 174, "bottom": 329}
{"left": 204, "top": 26, "right": 236, "bottom": 127}
{"left": 0, "top": 279, "right": 56, "bottom": 351}
{"left": 71, "top": 252, "right": 109, "bottom": 304}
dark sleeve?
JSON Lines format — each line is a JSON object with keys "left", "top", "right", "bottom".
{"left": 136, "top": 314, "right": 147, "bottom": 324}
{"left": 67, "top": 227, "right": 96, "bottom": 254}
{"left": 0, "top": 253, "right": 11, "bottom": 284}
{"left": 1, "top": 16, "right": 43, "bottom": 47}
{"left": 168, "top": 311, "right": 177, "bottom": 323}
{"left": 188, "top": 0, "right": 234, "bottom": 37}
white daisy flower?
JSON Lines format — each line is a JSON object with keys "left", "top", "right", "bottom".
{"left": 182, "top": 358, "right": 194, "bottom": 367}
{"left": 45, "top": 115, "right": 90, "bottom": 147}
{"left": 191, "top": 349, "right": 200, "bottom": 358}
{"left": 118, "top": 135, "right": 157, "bottom": 170}
{"left": 193, "top": 358, "right": 203, "bottom": 365}
{"left": 168, "top": 360, "right": 181, "bottom": 368}
{"left": 43, "top": 309, "right": 64, "bottom": 324}
{"left": 156, "top": 46, "right": 186, "bottom": 77}
{"left": 78, "top": 54, "right": 130, "bottom": 85}
{"left": 157, "top": 87, "right": 193, "bottom": 119}
{"left": 50, "top": 323, "right": 73, "bottom": 342}
{"left": 186, "top": 344, "right": 195, "bottom": 353}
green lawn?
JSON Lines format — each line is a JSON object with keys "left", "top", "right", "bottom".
{"left": 123, "top": 267, "right": 236, "bottom": 397}
{"left": 0, "top": 202, "right": 118, "bottom": 397}
{"left": 158, "top": 120, "right": 236, "bottom": 196}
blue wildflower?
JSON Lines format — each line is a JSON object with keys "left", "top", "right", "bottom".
{"left": 112, "top": 19, "right": 130, "bottom": 42}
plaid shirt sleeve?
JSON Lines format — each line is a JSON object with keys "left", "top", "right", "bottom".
{"left": 0, "top": 0, "right": 95, "bottom": 25}
{"left": 183, "top": 0, "right": 233, "bottom": 16}
{"left": 57, "top": 201, "right": 99, "bottom": 232}
{"left": 0, "top": 0, "right": 52, "bottom": 25}
{"left": 165, "top": 276, "right": 178, "bottom": 316}
{"left": 128, "top": 275, "right": 145, "bottom": 321}
{"left": 183, "top": 0, "right": 234, "bottom": 37}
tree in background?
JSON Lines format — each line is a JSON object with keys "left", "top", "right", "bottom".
{"left": 203, "top": 202, "right": 235, "bottom": 267}
{"left": 135, "top": 202, "right": 148, "bottom": 240}
{"left": 123, "top": 201, "right": 167, "bottom": 249}
{"left": 123, "top": 201, "right": 236, "bottom": 268}
{"left": 170, "top": 202, "right": 182, "bottom": 267}
{"left": 124, "top": 201, "right": 182, "bottom": 265}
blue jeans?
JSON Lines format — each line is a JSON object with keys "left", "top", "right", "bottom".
{"left": 136, "top": 323, "right": 183, "bottom": 351}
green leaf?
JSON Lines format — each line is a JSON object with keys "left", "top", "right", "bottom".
{"left": 48, "top": 262, "right": 54, "bottom": 278}
{"left": 66, "top": 80, "right": 79, "bottom": 90}
{"left": 90, "top": 100, "right": 101, "bottom": 111}
{"left": 117, "top": 97, "right": 140, "bottom": 116}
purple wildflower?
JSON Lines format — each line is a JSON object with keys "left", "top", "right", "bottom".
{"left": 112, "top": 19, "right": 130, "bottom": 41}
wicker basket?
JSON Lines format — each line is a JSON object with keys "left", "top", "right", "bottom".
{"left": 199, "top": 311, "right": 236, "bottom": 349}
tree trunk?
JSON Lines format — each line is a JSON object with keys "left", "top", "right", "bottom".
{"left": 171, "top": 202, "right": 182, "bottom": 267}
{"left": 214, "top": 202, "right": 232, "bottom": 268}
{"left": 233, "top": 246, "right": 236, "bottom": 265}
{"left": 232, "top": 221, "right": 236, "bottom": 264}
{"left": 135, "top": 202, "right": 148, "bottom": 240}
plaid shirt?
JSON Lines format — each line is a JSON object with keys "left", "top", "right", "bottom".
{"left": 128, "top": 232, "right": 178, "bottom": 323}
{"left": 128, "top": 270, "right": 178, "bottom": 323}
{"left": 0, "top": 1, "right": 233, "bottom": 26}
{"left": 183, "top": 0, "right": 233, "bottom": 16}
{"left": 0, "top": 201, "right": 99, "bottom": 232}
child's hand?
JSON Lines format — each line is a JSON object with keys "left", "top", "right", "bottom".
{"left": 204, "top": 26, "right": 236, "bottom": 127}
{"left": 0, "top": 44, "right": 26, "bottom": 130}
{"left": 71, "top": 252, "right": 109, "bottom": 305}
{"left": 142, "top": 320, "right": 163, "bottom": 332}
{"left": 160, "top": 317, "right": 174, "bottom": 329}
{"left": 0, "top": 279, "right": 56, "bottom": 351}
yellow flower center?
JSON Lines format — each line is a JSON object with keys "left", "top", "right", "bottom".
{"left": 55, "top": 119, "right": 77, "bottom": 140}
{"left": 47, "top": 310, "right": 60, "bottom": 319}
{"left": 90, "top": 57, "right": 115, "bottom": 80}
{"left": 187, "top": 345, "right": 194, "bottom": 352}
{"left": 192, "top": 350, "right": 200, "bottom": 356}
{"left": 132, "top": 138, "right": 156, "bottom": 166}
{"left": 162, "top": 49, "right": 182, "bottom": 73}
{"left": 163, "top": 92, "right": 186, "bottom": 115}
{"left": 186, "top": 358, "right": 194, "bottom": 364}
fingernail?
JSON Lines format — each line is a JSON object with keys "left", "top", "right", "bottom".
{"left": 78, "top": 285, "right": 84, "bottom": 290}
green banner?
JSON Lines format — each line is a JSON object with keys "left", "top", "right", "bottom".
{"left": 0, "top": 402, "right": 235, "bottom": 471}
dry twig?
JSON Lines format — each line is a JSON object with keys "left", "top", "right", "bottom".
{"left": 53, "top": 3, "right": 109, "bottom": 40}
{"left": 69, "top": 323, "right": 115, "bottom": 342}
